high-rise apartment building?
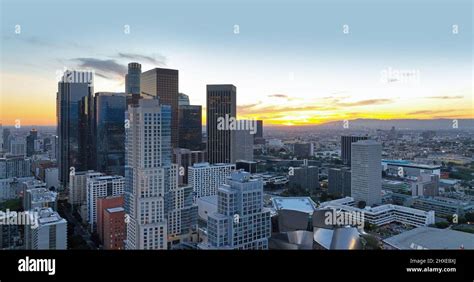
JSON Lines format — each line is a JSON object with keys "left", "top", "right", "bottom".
{"left": 188, "top": 162, "right": 235, "bottom": 199}
{"left": 25, "top": 208, "right": 67, "bottom": 250}
{"left": 87, "top": 175, "right": 125, "bottom": 232}
{"left": 200, "top": 171, "right": 271, "bottom": 250}
{"left": 235, "top": 126, "right": 254, "bottom": 161}
{"left": 124, "top": 98, "right": 171, "bottom": 250}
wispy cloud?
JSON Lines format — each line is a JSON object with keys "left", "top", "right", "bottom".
{"left": 268, "top": 94, "right": 288, "bottom": 98}
{"left": 335, "top": 99, "right": 393, "bottom": 107}
{"left": 117, "top": 52, "right": 167, "bottom": 66}
{"left": 73, "top": 58, "right": 127, "bottom": 79}
{"left": 425, "top": 95, "right": 464, "bottom": 100}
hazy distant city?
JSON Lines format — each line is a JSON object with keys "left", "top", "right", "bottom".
{"left": 1, "top": 0, "right": 473, "bottom": 251}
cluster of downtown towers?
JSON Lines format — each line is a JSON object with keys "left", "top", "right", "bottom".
{"left": 57, "top": 63, "right": 269, "bottom": 249}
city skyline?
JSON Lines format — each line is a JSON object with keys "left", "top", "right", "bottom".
{"left": 1, "top": 0, "right": 472, "bottom": 126}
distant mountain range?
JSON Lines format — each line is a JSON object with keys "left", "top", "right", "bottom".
{"left": 317, "top": 119, "right": 474, "bottom": 130}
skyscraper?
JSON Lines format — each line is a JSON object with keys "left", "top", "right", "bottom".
{"left": 57, "top": 70, "right": 94, "bottom": 189}
{"left": 26, "top": 128, "right": 38, "bottom": 157}
{"left": 125, "top": 62, "right": 142, "bottom": 106}
{"left": 235, "top": 127, "right": 254, "bottom": 161}
{"left": 178, "top": 93, "right": 190, "bottom": 106}
{"left": 351, "top": 140, "right": 382, "bottom": 207}
{"left": 124, "top": 98, "right": 172, "bottom": 250}
{"left": 341, "top": 135, "right": 368, "bottom": 165}
{"left": 206, "top": 84, "right": 237, "bottom": 164}
{"left": 95, "top": 92, "right": 127, "bottom": 176}
{"left": 200, "top": 170, "right": 271, "bottom": 250}
{"left": 140, "top": 68, "right": 179, "bottom": 148}
{"left": 2, "top": 128, "right": 11, "bottom": 152}
{"left": 178, "top": 104, "right": 202, "bottom": 150}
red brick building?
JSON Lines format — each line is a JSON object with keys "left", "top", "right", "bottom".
{"left": 97, "top": 195, "right": 125, "bottom": 250}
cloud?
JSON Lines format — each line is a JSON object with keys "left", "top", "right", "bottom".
{"left": 425, "top": 95, "right": 464, "bottom": 100}
{"left": 73, "top": 58, "right": 127, "bottom": 79}
{"left": 268, "top": 94, "right": 288, "bottom": 98}
{"left": 3, "top": 35, "right": 54, "bottom": 47}
{"left": 117, "top": 52, "right": 167, "bottom": 66}
{"left": 335, "top": 99, "right": 393, "bottom": 107}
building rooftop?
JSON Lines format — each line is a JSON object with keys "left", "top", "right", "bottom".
{"left": 384, "top": 226, "right": 474, "bottom": 250}
{"left": 106, "top": 207, "right": 125, "bottom": 213}
{"left": 272, "top": 197, "right": 317, "bottom": 214}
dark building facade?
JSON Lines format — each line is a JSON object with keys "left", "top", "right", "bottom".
{"left": 289, "top": 165, "right": 319, "bottom": 192}
{"left": 140, "top": 68, "right": 179, "bottom": 148}
{"left": 328, "top": 167, "right": 351, "bottom": 197}
{"left": 95, "top": 92, "right": 126, "bottom": 176}
{"left": 206, "top": 84, "right": 236, "bottom": 164}
{"left": 341, "top": 135, "right": 368, "bottom": 165}
{"left": 57, "top": 70, "right": 94, "bottom": 188}
{"left": 178, "top": 105, "right": 202, "bottom": 150}
{"left": 26, "top": 129, "right": 37, "bottom": 157}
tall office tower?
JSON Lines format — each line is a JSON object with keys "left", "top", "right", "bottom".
{"left": 206, "top": 84, "right": 237, "bottom": 164}
{"left": 125, "top": 62, "right": 142, "bottom": 106}
{"left": 235, "top": 127, "right": 254, "bottom": 161}
{"left": 254, "top": 120, "right": 265, "bottom": 144}
{"left": 97, "top": 195, "right": 125, "bottom": 249}
{"left": 140, "top": 67, "right": 179, "bottom": 148}
{"left": 188, "top": 162, "right": 235, "bottom": 199}
{"left": 95, "top": 92, "right": 127, "bottom": 176}
{"left": 0, "top": 124, "right": 2, "bottom": 151}
{"left": 26, "top": 128, "right": 38, "bottom": 157}
{"left": 10, "top": 136, "right": 26, "bottom": 156}
{"left": 79, "top": 91, "right": 96, "bottom": 171}
{"left": 125, "top": 98, "right": 172, "bottom": 250}
{"left": 288, "top": 165, "right": 319, "bottom": 192}
{"left": 87, "top": 175, "right": 125, "bottom": 232}
{"left": 201, "top": 171, "right": 271, "bottom": 250}
{"left": 25, "top": 207, "right": 67, "bottom": 250}
{"left": 0, "top": 156, "right": 32, "bottom": 179}
{"left": 173, "top": 148, "right": 207, "bottom": 185}
{"left": 351, "top": 140, "right": 382, "bottom": 207}
{"left": 328, "top": 167, "right": 352, "bottom": 197}
{"left": 68, "top": 171, "right": 104, "bottom": 206}
{"left": 2, "top": 128, "right": 11, "bottom": 152}
{"left": 341, "top": 135, "right": 368, "bottom": 165}
{"left": 178, "top": 93, "right": 190, "bottom": 106}
{"left": 57, "top": 70, "right": 94, "bottom": 189}
{"left": 178, "top": 104, "right": 202, "bottom": 150}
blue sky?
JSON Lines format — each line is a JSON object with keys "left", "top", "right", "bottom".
{"left": 1, "top": 0, "right": 472, "bottom": 125}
